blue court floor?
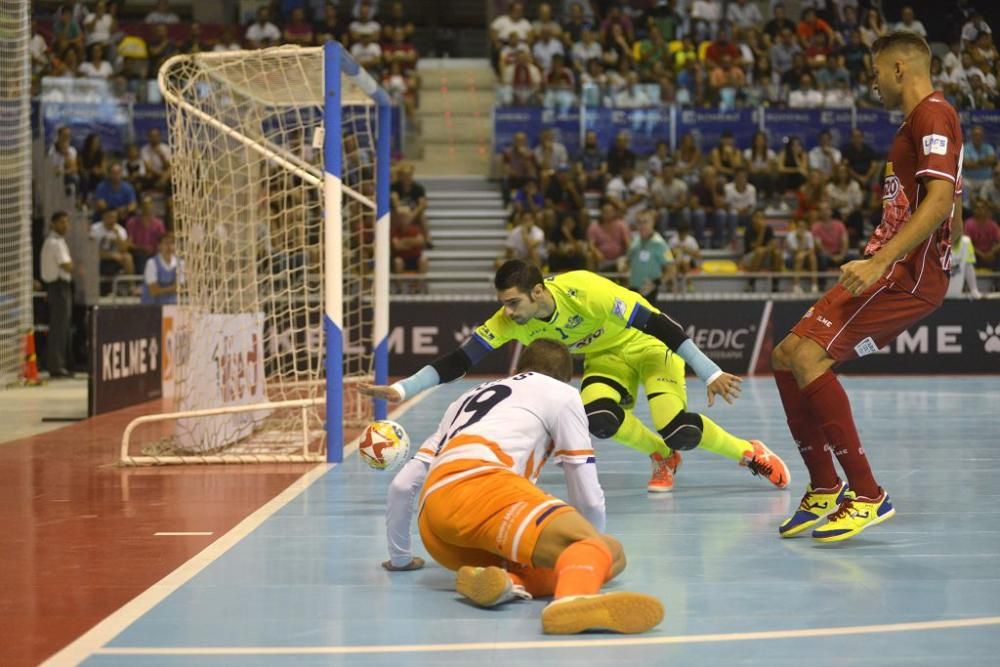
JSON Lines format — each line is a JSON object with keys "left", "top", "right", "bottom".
{"left": 77, "top": 376, "right": 1000, "bottom": 666}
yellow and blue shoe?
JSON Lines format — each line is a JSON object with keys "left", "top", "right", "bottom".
{"left": 812, "top": 489, "right": 895, "bottom": 543}
{"left": 778, "top": 481, "right": 847, "bottom": 538}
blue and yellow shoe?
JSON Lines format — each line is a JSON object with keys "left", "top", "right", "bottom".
{"left": 778, "top": 481, "right": 847, "bottom": 538}
{"left": 812, "top": 489, "right": 895, "bottom": 543}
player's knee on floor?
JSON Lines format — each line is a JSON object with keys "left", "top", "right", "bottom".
{"left": 585, "top": 398, "right": 624, "bottom": 439}
{"left": 658, "top": 411, "right": 703, "bottom": 451}
{"left": 600, "top": 535, "right": 626, "bottom": 580}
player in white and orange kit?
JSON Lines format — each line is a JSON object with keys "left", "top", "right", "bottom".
{"left": 413, "top": 339, "right": 663, "bottom": 634}
{"left": 772, "top": 32, "right": 964, "bottom": 542}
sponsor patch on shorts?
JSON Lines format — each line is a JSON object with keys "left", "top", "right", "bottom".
{"left": 854, "top": 336, "right": 880, "bottom": 357}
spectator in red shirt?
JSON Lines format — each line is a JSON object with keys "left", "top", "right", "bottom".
{"left": 810, "top": 201, "right": 850, "bottom": 269}
{"left": 126, "top": 195, "right": 166, "bottom": 273}
{"left": 705, "top": 30, "right": 740, "bottom": 67}
{"left": 587, "top": 202, "right": 631, "bottom": 272}
{"left": 797, "top": 8, "right": 836, "bottom": 48}
{"left": 964, "top": 199, "right": 1000, "bottom": 271}
{"left": 283, "top": 8, "right": 314, "bottom": 46}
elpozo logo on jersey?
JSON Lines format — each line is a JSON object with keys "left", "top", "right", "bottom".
{"left": 922, "top": 134, "right": 948, "bottom": 156}
{"left": 882, "top": 161, "right": 901, "bottom": 200}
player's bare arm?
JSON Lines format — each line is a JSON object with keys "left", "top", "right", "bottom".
{"left": 840, "top": 178, "right": 955, "bottom": 295}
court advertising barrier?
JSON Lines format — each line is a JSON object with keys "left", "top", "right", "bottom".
{"left": 389, "top": 298, "right": 1000, "bottom": 377}
{"left": 89, "top": 304, "right": 163, "bottom": 416}
{"left": 493, "top": 106, "right": 1000, "bottom": 158}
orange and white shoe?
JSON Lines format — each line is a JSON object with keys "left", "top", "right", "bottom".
{"left": 740, "top": 440, "right": 790, "bottom": 489}
{"left": 648, "top": 450, "right": 682, "bottom": 493}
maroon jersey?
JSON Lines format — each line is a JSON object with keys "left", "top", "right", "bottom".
{"left": 866, "top": 91, "right": 963, "bottom": 304}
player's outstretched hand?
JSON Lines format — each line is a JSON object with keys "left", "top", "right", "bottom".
{"left": 358, "top": 383, "right": 403, "bottom": 403}
{"left": 839, "top": 257, "right": 887, "bottom": 296}
{"left": 381, "top": 557, "right": 425, "bottom": 571}
{"left": 707, "top": 373, "right": 742, "bottom": 407}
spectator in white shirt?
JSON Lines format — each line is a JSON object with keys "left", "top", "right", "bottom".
{"left": 349, "top": 2, "right": 381, "bottom": 40}
{"left": 532, "top": 27, "right": 564, "bottom": 73}
{"left": 245, "top": 7, "right": 281, "bottom": 48}
{"left": 895, "top": 6, "right": 927, "bottom": 38}
{"left": 48, "top": 126, "right": 80, "bottom": 196}
{"left": 784, "top": 218, "right": 819, "bottom": 293}
{"left": 40, "top": 211, "right": 75, "bottom": 377}
{"left": 145, "top": 0, "right": 180, "bottom": 24}
{"left": 605, "top": 163, "right": 649, "bottom": 225}
{"left": 83, "top": 0, "right": 114, "bottom": 47}
{"left": 613, "top": 72, "right": 652, "bottom": 108}
{"left": 961, "top": 11, "right": 992, "bottom": 47}
{"left": 491, "top": 1, "right": 534, "bottom": 47}
{"left": 29, "top": 19, "right": 49, "bottom": 75}
{"left": 500, "top": 210, "right": 547, "bottom": 267}
{"left": 78, "top": 44, "right": 113, "bottom": 78}
{"left": 91, "top": 209, "right": 135, "bottom": 282}
{"left": 350, "top": 33, "right": 383, "bottom": 73}
{"left": 822, "top": 78, "right": 856, "bottom": 108}
{"left": 807, "top": 130, "right": 842, "bottom": 177}
{"left": 724, "top": 167, "right": 757, "bottom": 239}
{"left": 532, "top": 3, "right": 563, "bottom": 38}
{"left": 572, "top": 28, "right": 603, "bottom": 73}
{"left": 726, "top": 0, "right": 763, "bottom": 31}
{"left": 690, "top": 0, "right": 722, "bottom": 41}
{"left": 788, "top": 73, "right": 823, "bottom": 108}
{"left": 141, "top": 128, "right": 172, "bottom": 192}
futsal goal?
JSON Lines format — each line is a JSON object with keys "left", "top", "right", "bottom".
{"left": 120, "top": 43, "right": 390, "bottom": 465}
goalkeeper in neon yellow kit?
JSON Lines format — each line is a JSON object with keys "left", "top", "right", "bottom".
{"left": 361, "top": 260, "right": 788, "bottom": 496}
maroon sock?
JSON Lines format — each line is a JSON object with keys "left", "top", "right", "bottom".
{"left": 774, "top": 370, "right": 840, "bottom": 489}
{"left": 801, "top": 371, "right": 879, "bottom": 499}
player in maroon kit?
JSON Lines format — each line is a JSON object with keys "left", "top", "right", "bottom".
{"left": 771, "top": 32, "right": 964, "bottom": 542}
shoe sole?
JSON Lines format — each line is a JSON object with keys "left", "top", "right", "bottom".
{"left": 542, "top": 592, "right": 665, "bottom": 635}
{"left": 456, "top": 566, "right": 510, "bottom": 608}
{"left": 812, "top": 507, "right": 896, "bottom": 543}
{"left": 779, "top": 516, "right": 823, "bottom": 538}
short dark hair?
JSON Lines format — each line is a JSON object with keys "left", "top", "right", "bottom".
{"left": 494, "top": 260, "right": 544, "bottom": 293}
{"left": 515, "top": 339, "right": 573, "bottom": 383}
{"left": 871, "top": 31, "right": 930, "bottom": 61}
{"left": 50, "top": 210, "right": 68, "bottom": 223}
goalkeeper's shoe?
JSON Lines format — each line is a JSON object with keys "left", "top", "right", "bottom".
{"left": 740, "top": 440, "right": 790, "bottom": 489}
{"left": 541, "top": 592, "right": 664, "bottom": 635}
{"left": 647, "top": 450, "right": 682, "bottom": 493}
{"left": 779, "top": 481, "right": 848, "bottom": 537}
{"left": 456, "top": 566, "right": 531, "bottom": 608}
{"left": 812, "top": 489, "right": 895, "bottom": 543}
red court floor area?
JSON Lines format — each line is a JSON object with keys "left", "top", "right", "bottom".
{"left": 0, "top": 400, "right": 316, "bottom": 667}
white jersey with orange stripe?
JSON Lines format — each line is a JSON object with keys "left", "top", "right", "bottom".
{"left": 416, "top": 372, "right": 594, "bottom": 481}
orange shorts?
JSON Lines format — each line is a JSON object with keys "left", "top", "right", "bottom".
{"left": 417, "top": 438, "right": 575, "bottom": 571}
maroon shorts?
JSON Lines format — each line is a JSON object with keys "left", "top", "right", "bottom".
{"left": 790, "top": 280, "right": 941, "bottom": 362}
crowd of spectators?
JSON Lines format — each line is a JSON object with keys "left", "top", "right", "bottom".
{"left": 30, "top": 1, "right": 420, "bottom": 116}
{"left": 499, "top": 116, "right": 1000, "bottom": 296}
{"left": 490, "top": 0, "right": 998, "bottom": 111}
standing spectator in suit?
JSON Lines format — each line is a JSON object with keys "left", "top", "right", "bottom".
{"left": 40, "top": 212, "right": 75, "bottom": 377}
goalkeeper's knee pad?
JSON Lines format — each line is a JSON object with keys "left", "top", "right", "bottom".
{"left": 585, "top": 397, "right": 624, "bottom": 439}
{"left": 657, "top": 411, "right": 703, "bottom": 451}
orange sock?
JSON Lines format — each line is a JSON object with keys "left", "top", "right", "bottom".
{"left": 507, "top": 567, "right": 558, "bottom": 597}
{"left": 553, "top": 538, "right": 613, "bottom": 599}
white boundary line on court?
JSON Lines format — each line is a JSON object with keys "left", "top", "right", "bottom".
{"left": 91, "top": 615, "right": 1000, "bottom": 656}
{"left": 42, "top": 389, "right": 439, "bottom": 667}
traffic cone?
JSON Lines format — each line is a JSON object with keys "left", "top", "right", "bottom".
{"left": 21, "top": 329, "right": 41, "bottom": 386}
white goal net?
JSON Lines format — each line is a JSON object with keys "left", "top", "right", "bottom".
{"left": 0, "top": 0, "right": 31, "bottom": 388}
{"left": 122, "top": 45, "right": 386, "bottom": 464}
